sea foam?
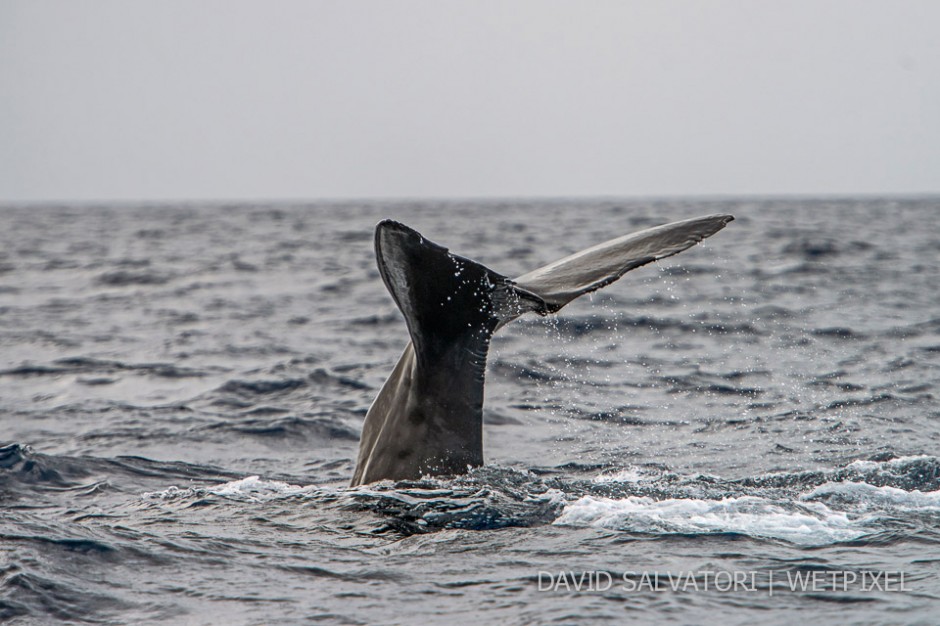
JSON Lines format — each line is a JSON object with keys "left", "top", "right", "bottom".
{"left": 554, "top": 494, "right": 871, "bottom": 545}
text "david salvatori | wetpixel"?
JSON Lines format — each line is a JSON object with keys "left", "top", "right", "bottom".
{"left": 537, "top": 570, "right": 910, "bottom": 595}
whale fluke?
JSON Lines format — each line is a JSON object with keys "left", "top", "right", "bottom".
{"left": 513, "top": 214, "right": 734, "bottom": 313}
{"left": 350, "top": 214, "right": 733, "bottom": 486}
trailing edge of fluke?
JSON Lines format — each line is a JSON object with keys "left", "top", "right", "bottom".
{"left": 350, "top": 214, "right": 734, "bottom": 486}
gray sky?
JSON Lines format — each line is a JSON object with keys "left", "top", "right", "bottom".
{"left": 1, "top": 1, "right": 938, "bottom": 202}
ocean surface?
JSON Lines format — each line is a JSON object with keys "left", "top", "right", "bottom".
{"left": 1, "top": 198, "right": 939, "bottom": 625}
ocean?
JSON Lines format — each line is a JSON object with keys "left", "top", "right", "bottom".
{"left": 1, "top": 198, "right": 938, "bottom": 624}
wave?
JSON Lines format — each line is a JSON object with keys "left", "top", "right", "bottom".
{"left": 553, "top": 494, "right": 870, "bottom": 545}
{"left": 124, "top": 454, "right": 940, "bottom": 545}
{"left": 555, "top": 456, "right": 940, "bottom": 545}
{"left": 0, "top": 357, "right": 214, "bottom": 379}
{"left": 144, "top": 475, "right": 316, "bottom": 502}
{"left": 5, "top": 441, "right": 939, "bottom": 547}
{"left": 0, "top": 443, "right": 236, "bottom": 499}
{"left": 95, "top": 269, "right": 173, "bottom": 286}
{"left": 199, "top": 415, "right": 360, "bottom": 442}
{"left": 515, "top": 314, "right": 764, "bottom": 337}
{"left": 802, "top": 481, "right": 940, "bottom": 512}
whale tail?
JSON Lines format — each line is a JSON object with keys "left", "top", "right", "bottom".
{"left": 373, "top": 220, "right": 547, "bottom": 370}
{"left": 351, "top": 221, "right": 544, "bottom": 486}
{"left": 375, "top": 212, "right": 735, "bottom": 339}
{"left": 511, "top": 213, "right": 735, "bottom": 314}
{"left": 350, "top": 214, "right": 734, "bottom": 486}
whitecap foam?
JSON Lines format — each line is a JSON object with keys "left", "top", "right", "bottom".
{"left": 525, "top": 488, "right": 568, "bottom": 506}
{"left": 554, "top": 495, "right": 870, "bottom": 545}
{"left": 802, "top": 481, "right": 940, "bottom": 512}
{"left": 143, "top": 485, "right": 191, "bottom": 500}
{"left": 845, "top": 455, "right": 933, "bottom": 473}
{"left": 143, "top": 476, "right": 322, "bottom": 502}
{"left": 208, "top": 475, "right": 311, "bottom": 500}
{"left": 593, "top": 466, "right": 663, "bottom": 484}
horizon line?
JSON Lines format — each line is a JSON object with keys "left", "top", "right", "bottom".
{"left": 2, "top": 190, "right": 939, "bottom": 208}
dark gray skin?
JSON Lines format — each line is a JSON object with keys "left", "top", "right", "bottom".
{"left": 350, "top": 215, "right": 734, "bottom": 486}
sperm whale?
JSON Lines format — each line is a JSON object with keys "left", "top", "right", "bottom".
{"left": 350, "top": 214, "right": 733, "bottom": 486}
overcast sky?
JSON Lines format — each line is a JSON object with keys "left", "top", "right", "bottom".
{"left": 1, "top": 1, "right": 938, "bottom": 202}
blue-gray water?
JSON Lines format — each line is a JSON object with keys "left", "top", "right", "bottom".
{"left": 1, "top": 198, "right": 939, "bottom": 625}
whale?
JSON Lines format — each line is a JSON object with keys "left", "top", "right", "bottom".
{"left": 350, "top": 214, "right": 734, "bottom": 486}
